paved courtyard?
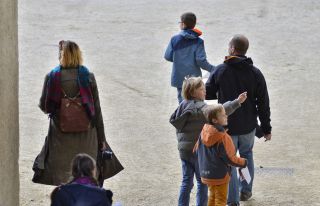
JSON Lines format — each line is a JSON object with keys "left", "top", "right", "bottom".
{"left": 19, "top": 0, "right": 320, "bottom": 205}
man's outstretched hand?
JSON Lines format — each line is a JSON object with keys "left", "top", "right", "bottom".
{"left": 264, "top": 133, "right": 272, "bottom": 142}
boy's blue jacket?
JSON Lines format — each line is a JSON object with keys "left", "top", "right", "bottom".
{"left": 51, "top": 183, "right": 112, "bottom": 206}
{"left": 164, "top": 29, "right": 214, "bottom": 88}
{"left": 197, "top": 124, "right": 247, "bottom": 186}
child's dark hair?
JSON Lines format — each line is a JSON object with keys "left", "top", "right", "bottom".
{"left": 70, "top": 153, "right": 98, "bottom": 184}
{"left": 51, "top": 153, "right": 98, "bottom": 202}
{"left": 181, "top": 12, "right": 196, "bottom": 29}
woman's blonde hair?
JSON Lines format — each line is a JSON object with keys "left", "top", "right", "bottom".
{"left": 60, "top": 40, "right": 83, "bottom": 68}
{"left": 182, "top": 76, "right": 204, "bottom": 100}
{"left": 203, "top": 104, "right": 224, "bottom": 123}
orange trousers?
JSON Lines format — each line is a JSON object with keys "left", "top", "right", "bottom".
{"left": 207, "top": 183, "right": 228, "bottom": 206}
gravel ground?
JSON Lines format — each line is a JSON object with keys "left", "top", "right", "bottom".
{"left": 18, "top": 0, "right": 320, "bottom": 205}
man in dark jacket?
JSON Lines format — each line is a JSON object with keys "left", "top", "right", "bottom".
{"left": 205, "top": 34, "right": 272, "bottom": 206}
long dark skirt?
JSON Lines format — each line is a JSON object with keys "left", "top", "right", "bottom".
{"left": 32, "top": 119, "right": 123, "bottom": 186}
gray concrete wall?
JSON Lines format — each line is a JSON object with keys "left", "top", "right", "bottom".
{"left": 0, "top": 0, "right": 19, "bottom": 205}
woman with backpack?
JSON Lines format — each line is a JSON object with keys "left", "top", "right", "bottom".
{"left": 32, "top": 40, "right": 123, "bottom": 186}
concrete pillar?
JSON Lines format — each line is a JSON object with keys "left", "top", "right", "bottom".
{"left": 0, "top": 0, "right": 19, "bottom": 205}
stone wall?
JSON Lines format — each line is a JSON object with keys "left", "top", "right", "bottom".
{"left": 0, "top": 0, "right": 19, "bottom": 205}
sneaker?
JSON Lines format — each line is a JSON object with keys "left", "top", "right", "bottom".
{"left": 240, "top": 191, "right": 252, "bottom": 201}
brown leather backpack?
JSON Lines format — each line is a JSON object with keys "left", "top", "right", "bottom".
{"left": 59, "top": 92, "right": 90, "bottom": 133}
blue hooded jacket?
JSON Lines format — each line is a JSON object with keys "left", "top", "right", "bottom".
{"left": 164, "top": 29, "right": 214, "bottom": 88}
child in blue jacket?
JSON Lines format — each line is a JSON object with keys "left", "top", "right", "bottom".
{"left": 164, "top": 12, "right": 215, "bottom": 103}
{"left": 197, "top": 103, "right": 247, "bottom": 206}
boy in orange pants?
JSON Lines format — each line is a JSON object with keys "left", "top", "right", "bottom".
{"left": 196, "top": 99, "right": 247, "bottom": 206}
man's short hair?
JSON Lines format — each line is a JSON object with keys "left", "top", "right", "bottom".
{"left": 229, "top": 35, "right": 249, "bottom": 55}
{"left": 181, "top": 12, "right": 196, "bottom": 29}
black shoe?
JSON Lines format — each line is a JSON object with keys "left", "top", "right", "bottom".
{"left": 228, "top": 203, "right": 239, "bottom": 206}
{"left": 240, "top": 191, "right": 252, "bottom": 201}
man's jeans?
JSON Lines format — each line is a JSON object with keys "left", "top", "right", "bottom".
{"left": 179, "top": 157, "right": 208, "bottom": 206}
{"left": 227, "top": 129, "right": 255, "bottom": 205}
{"left": 177, "top": 87, "right": 183, "bottom": 104}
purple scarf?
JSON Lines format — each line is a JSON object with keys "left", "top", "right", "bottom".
{"left": 73, "top": 176, "right": 97, "bottom": 186}
{"left": 45, "top": 65, "right": 95, "bottom": 118}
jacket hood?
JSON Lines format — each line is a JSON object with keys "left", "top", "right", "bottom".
{"left": 201, "top": 124, "right": 226, "bottom": 147}
{"left": 170, "top": 100, "right": 201, "bottom": 130}
{"left": 224, "top": 56, "right": 253, "bottom": 70}
{"left": 180, "top": 28, "right": 202, "bottom": 39}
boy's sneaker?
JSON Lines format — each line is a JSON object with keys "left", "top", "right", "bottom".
{"left": 240, "top": 191, "right": 252, "bottom": 201}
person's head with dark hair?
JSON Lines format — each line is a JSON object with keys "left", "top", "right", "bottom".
{"left": 71, "top": 153, "right": 97, "bottom": 182}
{"left": 51, "top": 153, "right": 97, "bottom": 202}
{"left": 51, "top": 153, "right": 114, "bottom": 205}
{"left": 180, "top": 12, "right": 197, "bottom": 30}
{"left": 228, "top": 34, "right": 249, "bottom": 56}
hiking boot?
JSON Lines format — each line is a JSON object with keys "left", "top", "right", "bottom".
{"left": 240, "top": 191, "right": 252, "bottom": 201}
